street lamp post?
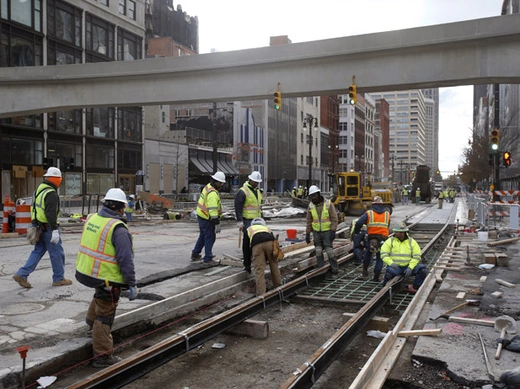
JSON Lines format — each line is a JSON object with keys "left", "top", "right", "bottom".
{"left": 303, "top": 114, "right": 318, "bottom": 189}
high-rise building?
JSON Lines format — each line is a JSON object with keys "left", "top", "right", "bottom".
{"left": 422, "top": 88, "right": 439, "bottom": 173}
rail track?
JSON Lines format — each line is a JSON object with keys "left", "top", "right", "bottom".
{"left": 64, "top": 209, "right": 454, "bottom": 389}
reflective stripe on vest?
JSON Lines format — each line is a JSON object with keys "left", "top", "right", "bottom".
{"left": 240, "top": 184, "right": 262, "bottom": 219}
{"left": 381, "top": 237, "right": 420, "bottom": 266}
{"left": 309, "top": 200, "right": 331, "bottom": 232}
{"left": 31, "top": 184, "right": 56, "bottom": 223}
{"left": 246, "top": 224, "right": 271, "bottom": 244}
{"left": 366, "top": 210, "right": 389, "bottom": 236}
{"left": 196, "top": 184, "right": 221, "bottom": 220}
{"left": 76, "top": 214, "right": 127, "bottom": 284}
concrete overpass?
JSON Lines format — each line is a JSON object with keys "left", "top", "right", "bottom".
{"left": 2, "top": 13, "right": 520, "bottom": 118}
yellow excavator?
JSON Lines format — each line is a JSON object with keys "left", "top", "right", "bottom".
{"left": 329, "top": 171, "right": 393, "bottom": 216}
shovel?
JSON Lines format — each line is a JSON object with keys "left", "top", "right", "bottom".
{"left": 429, "top": 299, "right": 480, "bottom": 321}
{"left": 495, "top": 315, "right": 517, "bottom": 360}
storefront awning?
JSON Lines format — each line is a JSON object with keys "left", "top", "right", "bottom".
{"left": 190, "top": 156, "right": 212, "bottom": 174}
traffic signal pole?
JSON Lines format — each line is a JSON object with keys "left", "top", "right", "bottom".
{"left": 494, "top": 84, "right": 500, "bottom": 194}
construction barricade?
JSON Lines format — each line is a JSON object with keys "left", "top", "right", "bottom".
{"left": 15, "top": 204, "right": 31, "bottom": 234}
{"left": 2, "top": 195, "right": 15, "bottom": 233}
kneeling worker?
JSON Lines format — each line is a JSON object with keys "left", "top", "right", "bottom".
{"left": 246, "top": 218, "right": 282, "bottom": 296}
{"left": 381, "top": 221, "right": 427, "bottom": 294}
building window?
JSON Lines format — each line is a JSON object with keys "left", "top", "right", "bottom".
{"left": 87, "top": 107, "right": 115, "bottom": 138}
{"left": 47, "top": 0, "right": 82, "bottom": 47}
{"left": 127, "top": 0, "right": 136, "bottom": 20}
{"left": 118, "top": 0, "right": 126, "bottom": 15}
{"left": 86, "top": 14, "right": 115, "bottom": 61}
{"left": 47, "top": 140, "right": 82, "bottom": 168}
{"left": 47, "top": 40, "right": 82, "bottom": 65}
{"left": 117, "top": 28, "right": 142, "bottom": 61}
{"left": 86, "top": 141, "right": 114, "bottom": 169}
{"left": 117, "top": 143, "right": 141, "bottom": 170}
{"left": 162, "top": 111, "right": 165, "bottom": 123}
{"left": 1, "top": 31, "right": 43, "bottom": 67}
{"left": 99, "top": 0, "right": 109, "bottom": 6}
{"left": 48, "top": 110, "right": 82, "bottom": 134}
{"left": 1, "top": 137, "right": 43, "bottom": 165}
{"left": 118, "top": 107, "right": 142, "bottom": 142}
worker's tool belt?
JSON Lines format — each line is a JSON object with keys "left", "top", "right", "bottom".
{"left": 368, "top": 234, "right": 387, "bottom": 253}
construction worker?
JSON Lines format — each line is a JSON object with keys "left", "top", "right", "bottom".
{"left": 438, "top": 190, "right": 444, "bottom": 209}
{"left": 401, "top": 186, "right": 409, "bottom": 205}
{"left": 297, "top": 185, "right": 304, "bottom": 199}
{"left": 350, "top": 218, "right": 367, "bottom": 265}
{"left": 354, "top": 196, "right": 390, "bottom": 282}
{"left": 75, "top": 188, "right": 137, "bottom": 367}
{"left": 305, "top": 185, "right": 339, "bottom": 277}
{"left": 291, "top": 187, "right": 297, "bottom": 198}
{"left": 124, "top": 195, "right": 135, "bottom": 221}
{"left": 381, "top": 221, "right": 427, "bottom": 294}
{"left": 415, "top": 187, "right": 421, "bottom": 205}
{"left": 191, "top": 172, "right": 226, "bottom": 266}
{"left": 245, "top": 218, "right": 282, "bottom": 295}
{"left": 449, "top": 188, "right": 456, "bottom": 203}
{"left": 13, "top": 167, "right": 72, "bottom": 289}
{"left": 235, "top": 171, "right": 263, "bottom": 273}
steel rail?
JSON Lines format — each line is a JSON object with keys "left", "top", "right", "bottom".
{"left": 278, "top": 221, "right": 451, "bottom": 389}
{"left": 67, "top": 214, "right": 448, "bottom": 389}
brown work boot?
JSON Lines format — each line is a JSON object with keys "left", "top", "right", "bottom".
{"left": 407, "top": 284, "right": 418, "bottom": 294}
{"left": 13, "top": 274, "right": 32, "bottom": 289}
{"left": 92, "top": 355, "right": 122, "bottom": 368}
{"left": 373, "top": 272, "right": 381, "bottom": 282}
{"left": 52, "top": 279, "right": 72, "bottom": 286}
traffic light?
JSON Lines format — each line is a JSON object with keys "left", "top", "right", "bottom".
{"left": 503, "top": 151, "right": 511, "bottom": 167}
{"left": 273, "top": 91, "right": 282, "bottom": 110}
{"left": 348, "top": 85, "right": 357, "bottom": 105}
{"left": 490, "top": 129, "right": 500, "bottom": 151}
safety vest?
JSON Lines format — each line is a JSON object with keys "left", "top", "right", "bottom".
{"left": 196, "top": 184, "right": 222, "bottom": 220}
{"left": 366, "top": 210, "right": 389, "bottom": 237}
{"left": 239, "top": 183, "right": 262, "bottom": 219}
{"left": 439, "top": 192, "right": 444, "bottom": 199}
{"left": 402, "top": 189, "right": 408, "bottom": 196}
{"left": 381, "top": 236, "right": 421, "bottom": 269}
{"left": 450, "top": 190, "right": 456, "bottom": 198}
{"left": 415, "top": 189, "right": 421, "bottom": 197}
{"left": 76, "top": 214, "right": 129, "bottom": 284}
{"left": 297, "top": 187, "right": 303, "bottom": 197}
{"left": 31, "top": 183, "right": 58, "bottom": 223}
{"left": 124, "top": 202, "right": 134, "bottom": 213}
{"left": 309, "top": 200, "right": 332, "bottom": 232}
{"left": 246, "top": 224, "right": 271, "bottom": 243}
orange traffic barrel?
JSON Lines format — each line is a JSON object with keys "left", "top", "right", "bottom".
{"left": 15, "top": 204, "right": 31, "bottom": 234}
{"left": 2, "top": 196, "right": 14, "bottom": 233}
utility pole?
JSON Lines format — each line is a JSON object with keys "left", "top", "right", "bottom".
{"left": 212, "top": 102, "right": 218, "bottom": 173}
{"left": 493, "top": 84, "right": 500, "bottom": 193}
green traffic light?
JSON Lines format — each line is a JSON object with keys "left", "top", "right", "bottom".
{"left": 274, "top": 104, "right": 280, "bottom": 110}
{"left": 491, "top": 144, "right": 498, "bottom": 151}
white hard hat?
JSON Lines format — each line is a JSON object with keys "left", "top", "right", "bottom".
{"left": 211, "top": 171, "right": 226, "bottom": 183}
{"left": 129, "top": 195, "right": 135, "bottom": 199}
{"left": 44, "top": 167, "right": 62, "bottom": 178}
{"left": 103, "top": 188, "right": 128, "bottom": 205}
{"left": 393, "top": 221, "right": 409, "bottom": 232}
{"left": 373, "top": 196, "right": 383, "bottom": 203}
{"left": 248, "top": 171, "right": 262, "bottom": 183}
{"left": 251, "top": 217, "right": 266, "bottom": 226}
{"left": 308, "top": 185, "right": 320, "bottom": 196}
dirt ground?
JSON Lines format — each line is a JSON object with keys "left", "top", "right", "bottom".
{"left": 54, "top": 294, "right": 470, "bottom": 389}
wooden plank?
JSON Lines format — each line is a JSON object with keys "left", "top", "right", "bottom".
{"left": 397, "top": 329, "right": 442, "bottom": 337}
{"left": 435, "top": 262, "right": 464, "bottom": 267}
{"left": 487, "top": 237, "right": 520, "bottom": 246}
{"left": 456, "top": 292, "right": 466, "bottom": 299}
{"left": 281, "top": 241, "right": 311, "bottom": 254}
{"left": 448, "top": 317, "right": 495, "bottom": 327}
{"left": 432, "top": 265, "right": 461, "bottom": 271}
{"left": 496, "top": 279, "right": 516, "bottom": 288}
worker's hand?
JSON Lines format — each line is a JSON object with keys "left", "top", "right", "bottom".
{"left": 389, "top": 263, "right": 400, "bottom": 271}
{"left": 50, "top": 229, "right": 60, "bottom": 244}
{"left": 305, "top": 234, "right": 311, "bottom": 244}
{"left": 129, "top": 286, "right": 139, "bottom": 301}
{"left": 403, "top": 267, "right": 413, "bottom": 278}
{"left": 237, "top": 221, "right": 244, "bottom": 229}
{"left": 215, "top": 224, "right": 221, "bottom": 234}
{"left": 330, "top": 231, "right": 336, "bottom": 241}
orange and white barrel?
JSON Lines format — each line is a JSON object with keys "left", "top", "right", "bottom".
{"left": 2, "top": 210, "right": 8, "bottom": 233}
{"left": 15, "top": 204, "right": 31, "bottom": 234}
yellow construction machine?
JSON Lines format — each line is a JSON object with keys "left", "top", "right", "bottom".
{"left": 329, "top": 171, "right": 393, "bottom": 216}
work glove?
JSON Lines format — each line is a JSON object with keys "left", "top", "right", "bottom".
{"left": 330, "top": 231, "right": 336, "bottom": 241}
{"left": 50, "top": 229, "right": 60, "bottom": 244}
{"left": 215, "top": 224, "right": 221, "bottom": 234}
{"left": 237, "top": 221, "right": 244, "bottom": 229}
{"left": 129, "top": 286, "right": 139, "bottom": 301}
{"left": 389, "top": 263, "right": 400, "bottom": 271}
{"left": 403, "top": 267, "right": 413, "bottom": 278}
{"left": 305, "top": 234, "right": 311, "bottom": 244}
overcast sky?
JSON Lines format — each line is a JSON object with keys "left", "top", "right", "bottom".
{"left": 177, "top": 0, "right": 504, "bottom": 176}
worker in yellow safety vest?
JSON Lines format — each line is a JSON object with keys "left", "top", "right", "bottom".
{"left": 235, "top": 170, "right": 263, "bottom": 273}
{"left": 191, "top": 171, "right": 226, "bottom": 265}
{"left": 75, "top": 187, "right": 137, "bottom": 368}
